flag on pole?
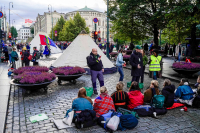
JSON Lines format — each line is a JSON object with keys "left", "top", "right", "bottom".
{"left": 39, "top": 34, "right": 57, "bottom": 48}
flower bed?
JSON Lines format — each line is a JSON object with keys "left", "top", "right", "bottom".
{"left": 13, "top": 71, "right": 56, "bottom": 84}
{"left": 172, "top": 62, "right": 200, "bottom": 70}
{"left": 52, "top": 66, "right": 86, "bottom": 76}
{"left": 13, "top": 66, "right": 49, "bottom": 75}
{"left": 123, "top": 55, "right": 131, "bottom": 59}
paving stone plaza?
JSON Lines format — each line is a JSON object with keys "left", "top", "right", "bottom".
{"left": 3, "top": 60, "right": 200, "bottom": 133}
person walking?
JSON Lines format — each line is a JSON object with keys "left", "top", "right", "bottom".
{"left": 11, "top": 47, "right": 18, "bottom": 69}
{"left": 175, "top": 42, "right": 182, "bottom": 62}
{"left": 149, "top": 49, "right": 162, "bottom": 80}
{"left": 7, "top": 44, "right": 13, "bottom": 64}
{"left": 173, "top": 43, "right": 176, "bottom": 57}
{"left": 140, "top": 50, "right": 148, "bottom": 88}
{"left": 32, "top": 47, "right": 39, "bottom": 66}
{"left": 87, "top": 48, "right": 104, "bottom": 95}
{"left": 116, "top": 49, "right": 126, "bottom": 81}
{"left": 129, "top": 45, "right": 143, "bottom": 83}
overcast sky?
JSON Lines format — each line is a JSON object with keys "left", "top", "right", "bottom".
{"left": 1, "top": 0, "right": 107, "bottom": 30}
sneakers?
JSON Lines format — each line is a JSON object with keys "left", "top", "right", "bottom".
{"left": 152, "top": 112, "right": 158, "bottom": 119}
{"left": 94, "top": 90, "right": 98, "bottom": 95}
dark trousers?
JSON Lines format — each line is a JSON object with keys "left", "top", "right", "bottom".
{"left": 132, "top": 76, "right": 140, "bottom": 83}
{"left": 11, "top": 61, "right": 16, "bottom": 69}
{"left": 33, "top": 62, "right": 38, "bottom": 66}
{"left": 22, "top": 61, "right": 30, "bottom": 67}
{"left": 141, "top": 66, "right": 145, "bottom": 83}
{"left": 118, "top": 66, "right": 124, "bottom": 81}
{"left": 91, "top": 70, "right": 104, "bottom": 91}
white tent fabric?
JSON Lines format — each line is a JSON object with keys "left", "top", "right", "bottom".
{"left": 53, "top": 33, "right": 114, "bottom": 68}
{"left": 30, "top": 32, "right": 62, "bottom": 54}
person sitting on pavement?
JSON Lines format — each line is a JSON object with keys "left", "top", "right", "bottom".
{"left": 175, "top": 78, "right": 194, "bottom": 100}
{"left": 127, "top": 81, "right": 144, "bottom": 110}
{"left": 144, "top": 80, "right": 159, "bottom": 103}
{"left": 93, "top": 86, "right": 115, "bottom": 117}
{"left": 194, "top": 75, "right": 200, "bottom": 89}
{"left": 65, "top": 88, "right": 93, "bottom": 119}
{"left": 161, "top": 79, "right": 175, "bottom": 108}
{"left": 111, "top": 82, "right": 129, "bottom": 110}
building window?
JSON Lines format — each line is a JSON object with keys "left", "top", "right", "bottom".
{"left": 22, "top": 33, "right": 23, "bottom": 35}
{"left": 22, "top": 36, "right": 23, "bottom": 39}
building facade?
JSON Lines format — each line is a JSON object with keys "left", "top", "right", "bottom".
{"left": 34, "top": 11, "right": 65, "bottom": 37}
{"left": 17, "top": 25, "right": 31, "bottom": 42}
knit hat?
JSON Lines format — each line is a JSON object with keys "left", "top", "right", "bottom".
{"left": 135, "top": 45, "right": 142, "bottom": 49}
{"left": 22, "top": 47, "right": 27, "bottom": 50}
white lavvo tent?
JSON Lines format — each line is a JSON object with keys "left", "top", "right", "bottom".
{"left": 52, "top": 31, "right": 115, "bottom": 73}
{"left": 30, "top": 32, "right": 62, "bottom": 54}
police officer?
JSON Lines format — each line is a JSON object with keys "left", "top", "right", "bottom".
{"left": 149, "top": 49, "right": 162, "bottom": 80}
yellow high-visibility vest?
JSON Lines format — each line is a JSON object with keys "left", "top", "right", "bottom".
{"left": 149, "top": 55, "right": 162, "bottom": 71}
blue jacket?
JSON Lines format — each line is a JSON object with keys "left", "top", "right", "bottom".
{"left": 116, "top": 53, "right": 125, "bottom": 67}
{"left": 175, "top": 85, "right": 194, "bottom": 100}
{"left": 72, "top": 98, "right": 93, "bottom": 111}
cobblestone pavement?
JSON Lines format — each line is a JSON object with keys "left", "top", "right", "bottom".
{"left": 5, "top": 67, "right": 200, "bottom": 133}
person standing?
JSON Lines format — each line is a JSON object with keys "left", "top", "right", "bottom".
{"left": 7, "top": 44, "right": 13, "bottom": 64}
{"left": 175, "top": 42, "right": 182, "bottom": 62}
{"left": 116, "top": 49, "right": 126, "bottom": 81}
{"left": 129, "top": 45, "right": 143, "bottom": 83}
{"left": 11, "top": 47, "right": 18, "bottom": 69}
{"left": 87, "top": 48, "right": 104, "bottom": 95}
{"left": 140, "top": 50, "right": 148, "bottom": 88}
{"left": 173, "top": 43, "right": 176, "bottom": 57}
{"left": 39, "top": 44, "right": 43, "bottom": 58}
{"left": 3, "top": 44, "right": 9, "bottom": 62}
{"left": 21, "top": 47, "right": 30, "bottom": 66}
{"left": 26, "top": 44, "right": 30, "bottom": 53}
{"left": 144, "top": 43, "right": 148, "bottom": 53}
{"left": 32, "top": 47, "right": 39, "bottom": 66}
{"left": 149, "top": 49, "right": 162, "bottom": 80}
{"left": 43, "top": 45, "right": 50, "bottom": 58}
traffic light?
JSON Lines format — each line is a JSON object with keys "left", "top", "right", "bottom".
{"left": 98, "top": 37, "right": 101, "bottom": 42}
{"left": 91, "top": 31, "right": 94, "bottom": 38}
{"left": 2, "top": 31, "right": 4, "bottom": 38}
{"left": 94, "top": 31, "right": 98, "bottom": 39}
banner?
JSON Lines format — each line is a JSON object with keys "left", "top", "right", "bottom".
{"left": 39, "top": 34, "right": 57, "bottom": 48}
{"left": 25, "top": 19, "right": 32, "bottom": 23}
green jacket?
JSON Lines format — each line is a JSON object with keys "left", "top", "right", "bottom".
{"left": 11, "top": 51, "right": 18, "bottom": 62}
{"left": 143, "top": 55, "right": 148, "bottom": 66}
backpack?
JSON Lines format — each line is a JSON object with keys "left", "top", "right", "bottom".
{"left": 86, "top": 55, "right": 93, "bottom": 68}
{"left": 119, "top": 114, "right": 138, "bottom": 129}
{"left": 133, "top": 105, "right": 153, "bottom": 117}
{"left": 74, "top": 110, "right": 97, "bottom": 129}
{"left": 192, "top": 95, "right": 200, "bottom": 108}
{"left": 151, "top": 88, "right": 165, "bottom": 108}
{"left": 98, "top": 110, "right": 114, "bottom": 130}
{"left": 35, "top": 51, "right": 40, "bottom": 60}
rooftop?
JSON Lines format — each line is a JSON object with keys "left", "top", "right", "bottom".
{"left": 72, "top": 6, "right": 101, "bottom": 13}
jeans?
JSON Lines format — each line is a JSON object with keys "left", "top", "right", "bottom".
{"left": 11, "top": 61, "right": 16, "bottom": 69}
{"left": 90, "top": 70, "right": 104, "bottom": 91}
{"left": 153, "top": 71, "right": 157, "bottom": 80}
{"left": 118, "top": 66, "right": 124, "bottom": 81}
{"left": 175, "top": 53, "right": 181, "bottom": 62}
{"left": 132, "top": 76, "right": 140, "bottom": 83}
{"left": 8, "top": 54, "right": 11, "bottom": 63}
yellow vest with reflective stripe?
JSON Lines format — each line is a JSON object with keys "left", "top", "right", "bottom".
{"left": 149, "top": 55, "right": 162, "bottom": 71}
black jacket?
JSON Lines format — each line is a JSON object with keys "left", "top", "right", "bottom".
{"left": 22, "top": 51, "right": 30, "bottom": 62}
{"left": 161, "top": 85, "right": 175, "bottom": 108}
{"left": 144, "top": 44, "right": 148, "bottom": 51}
{"left": 88, "top": 52, "right": 103, "bottom": 71}
{"left": 129, "top": 50, "right": 143, "bottom": 76}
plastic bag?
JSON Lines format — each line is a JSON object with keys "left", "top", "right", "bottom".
{"left": 63, "top": 110, "right": 74, "bottom": 126}
{"left": 106, "top": 115, "right": 120, "bottom": 131}
{"left": 29, "top": 113, "right": 48, "bottom": 123}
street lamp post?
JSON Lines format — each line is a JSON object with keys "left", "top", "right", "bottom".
{"left": 106, "top": 0, "right": 110, "bottom": 59}
{"left": 9, "top": 2, "right": 13, "bottom": 31}
{"left": 48, "top": 4, "right": 53, "bottom": 41}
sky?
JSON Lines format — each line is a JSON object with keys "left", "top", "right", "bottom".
{"left": 0, "top": 0, "right": 107, "bottom": 30}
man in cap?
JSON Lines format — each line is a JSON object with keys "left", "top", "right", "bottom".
{"left": 129, "top": 45, "right": 143, "bottom": 83}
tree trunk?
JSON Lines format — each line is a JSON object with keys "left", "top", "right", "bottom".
{"left": 191, "top": 23, "right": 197, "bottom": 57}
{"left": 153, "top": 24, "right": 159, "bottom": 48}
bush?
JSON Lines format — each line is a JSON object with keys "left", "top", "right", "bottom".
{"left": 52, "top": 66, "right": 86, "bottom": 75}
{"left": 13, "top": 66, "right": 49, "bottom": 75}
{"left": 172, "top": 62, "right": 200, "bottom": 69}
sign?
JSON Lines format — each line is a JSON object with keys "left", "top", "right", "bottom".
{"left": 93, "top": 18, "right": 98, "bottom": 23}
{"left": 9, "top": 32, "right": 11, "bottom": 36}
{"left": 55, "top": 33, "right": 57, "bottom": 37}
{"left": 0, "top": 11, "right": 3, "bottom": 18}
{"left": 55, "top": 30, "right": 57, "bottom": 33}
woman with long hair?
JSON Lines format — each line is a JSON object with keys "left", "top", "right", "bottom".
{"left": 65, "top": 88, "right": 93, "bottom": 118}
{"left": 127, "top": 81, "right": 144, "bottom": 110}
{"left": 144, "top": 80, "right": 160, "bottom": 103}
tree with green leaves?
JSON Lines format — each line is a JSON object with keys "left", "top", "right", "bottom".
{"left": 49, "top": 16, "right": 66, "bottom": 41}
{"left": 59, "top": 12, "right": 89, "bottom": 41}
{"left": 31, "top": 27, "right": 34, "bottom": 35}
{"left": 10, "top": 26, "right": 18, "bottom": 38}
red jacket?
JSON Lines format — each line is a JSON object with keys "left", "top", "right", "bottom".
{"left": 128, "top": 90, "right": 144, "bottom": 110}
